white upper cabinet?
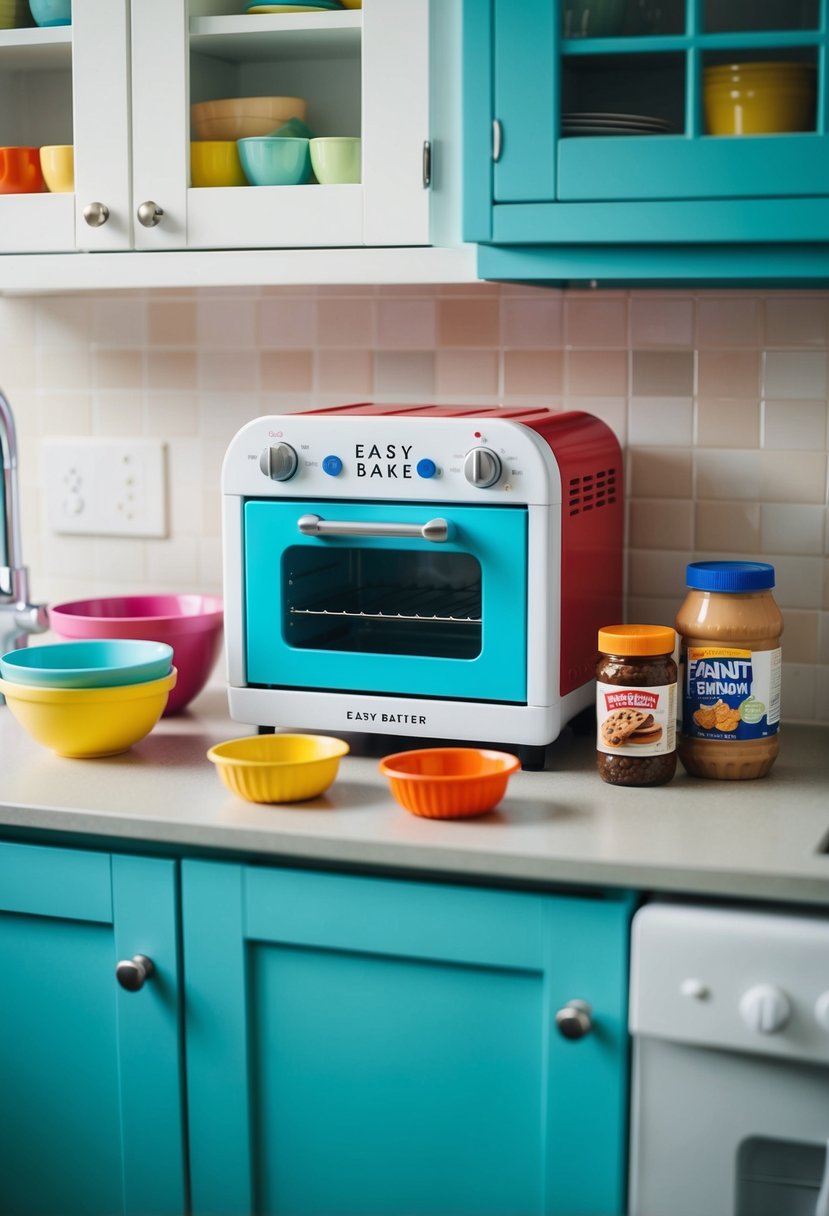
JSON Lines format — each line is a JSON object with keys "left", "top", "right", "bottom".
{"left": 0, "top": 0, "right": 468, "bottom": 282}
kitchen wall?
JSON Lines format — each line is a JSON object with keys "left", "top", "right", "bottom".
{"left": 5, "top": 283, "right": 828, "bottom": 724}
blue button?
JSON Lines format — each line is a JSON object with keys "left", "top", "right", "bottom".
{"left": 322, "top": 455, "right": 343, "bottom": 477}
{"left": 416, "top": 458, "right": 437, "bottom": 479}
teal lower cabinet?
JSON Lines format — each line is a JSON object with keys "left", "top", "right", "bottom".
{"left": 0, "top": 842, "right": 186, "bottom": 1216}
{"left": 183, "top": 862, "right": 633, "bottom": 1216}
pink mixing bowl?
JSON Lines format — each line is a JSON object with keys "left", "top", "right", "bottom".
{"left": 48, "top": 595, "right": 223, "bottom": 715}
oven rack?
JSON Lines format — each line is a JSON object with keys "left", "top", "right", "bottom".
{"left": 289, "top": 584, "right": 482, "bottom": 626}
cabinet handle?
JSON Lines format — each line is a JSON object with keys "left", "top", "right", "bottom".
{"left": 422, "top": 140, "right": 431, "bottom": 188}
{"left": 115, "top": 954, "right": 155, "bottom": 992}
{"left": 555, "top": 999, "right": 593, "bottom": 1040}
{"left": 492, "top": 119, "right": 503, "bottom": 163}
{"left": 137, "top": 201, "right": 164, "bottom": 228}
{"left": 83, "top": 201, "right": 110, "bottom": 228}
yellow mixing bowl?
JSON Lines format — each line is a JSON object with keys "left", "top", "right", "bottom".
{"left": 190, "top": 141, "right": 247, "bottom": 188}
{"left": 0, "top": 669, "right": 177, "bottom": 757}
{"left": 207, "top": 733, "right": 349, "bottom": 803}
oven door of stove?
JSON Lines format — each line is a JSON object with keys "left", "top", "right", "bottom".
{"left": 243, "top": 499, "right": 528, "bottom": 702}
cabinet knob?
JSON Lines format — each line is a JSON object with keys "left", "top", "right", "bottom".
{"left": 137, "top": 201, "right": 164, "bottom": 228}
{"left": 116, "top": 954, "right": 155, "bottom": 992}
{"left": 555, "top": 999, "right": 593, "bottom": 1040}
{"left": 83, "top": 201, "right": 110, "bottom": 228}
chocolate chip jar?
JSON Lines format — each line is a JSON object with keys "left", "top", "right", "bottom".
{"left": 596, "top": 625, "right": 677, "bottom": 787}
{"left": 675, "top": 561, "right": 783, "bottom": 781}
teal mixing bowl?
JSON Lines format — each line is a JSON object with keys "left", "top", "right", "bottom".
{"left": 238, "top": 136, "right": 311, "bottom": 186}
{"left": 28, "top": 0, "right": 71, "bottom": 26}
{"left": 0, "top": 639, "right": 173, "bottom": 688}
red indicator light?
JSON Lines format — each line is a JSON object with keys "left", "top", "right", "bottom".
{"left": 474, "top": 431, "right": 481, "bottom": 438}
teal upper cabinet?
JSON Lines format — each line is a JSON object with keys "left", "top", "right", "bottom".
{"left": 463, "top": 0, "right": 829, "bottom": 282}
{"left": 0, "top": 842, "right": 186, "bottom": 1216}
{"left": 183, "top": 861, "right": 633, "bottom": 1216}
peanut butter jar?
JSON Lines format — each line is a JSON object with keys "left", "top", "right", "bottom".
{"left": 675, "top": 561, "right": 783, "bottom": 781}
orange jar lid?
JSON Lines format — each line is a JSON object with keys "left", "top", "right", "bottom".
{"left": 598, "top": 624, "right": 676, "bottom": 656}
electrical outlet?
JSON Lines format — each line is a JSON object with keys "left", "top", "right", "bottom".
{"left": 44, "top": 438, "right": 167, "bottom": 538}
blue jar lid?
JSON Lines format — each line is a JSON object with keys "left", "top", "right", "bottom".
{"left": 686, "top": 560, "right": 775, "bottom": 592}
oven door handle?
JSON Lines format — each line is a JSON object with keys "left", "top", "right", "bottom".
{"left": 297, "top": 514, "right": 451, "bottom": 543}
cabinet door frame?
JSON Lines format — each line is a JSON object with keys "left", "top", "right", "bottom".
{"left": 183, "top": 859, "right": 633, "bottom": 1216}
{"left": 0, "top": 841, "right": 187, "bottom": 1216}
{"left": 130, "top": 0, "right": 431, "bottom": 252}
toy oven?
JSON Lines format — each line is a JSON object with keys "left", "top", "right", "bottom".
{"left": 222, "top": 404, "right": 623, "bottom": 761}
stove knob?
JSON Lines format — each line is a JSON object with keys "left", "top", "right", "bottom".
{"left": 259, "top": 443, "right": 298, "bottom": 482}
{"left": 739, "top": 983, "right": 791, "bottom": 1034}
{"left": 463, "top": 446, "right": 501, "bottom": 488}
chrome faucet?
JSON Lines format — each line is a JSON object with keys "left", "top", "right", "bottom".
{"left": 0, "top": 389, "right": 48, "bottom": 687}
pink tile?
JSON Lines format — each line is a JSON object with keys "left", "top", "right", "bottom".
{"left": 147, "top": 351, "right": 197, "bottom": 391}
{"left": 317, "top": 349, "right": 373, "bottom": 395}
{"left": 501, "top": 295, "right": 563, "bottom": 348}
{"left": 435, "top": 349, "right": 500, "bottom": 396}
{"left": 318, "top": 298, "right": 375, "bottom": 347}
{"left": 437, "top": 298, "right": 500, "bottom": 347}
{"left": 261, "top": 350, "right": 313, "bottom": 392}
{"left": 697, "top": 350, "right": 760, "bottom": 397}
{"left": 696, "top": 398, "right": 760, "bottom": 447}
{"left": 696, "top": 297, "right": 762, "bottom": 347}
{"left": 258, "top": 298, "right": 318, "bottom": 348}
{"left": 629, "top": 297, "right": 693, "bottom": 347}
{"left": 376, "top": 298, "right": 436, "bottom": 349}
{"left": 503, "top": 350, "right": 563, "bottom": 396}
{"left": 566, "top": 349, "right": 628, "bottom": 396}
{"left": 565, "top": 297, "right": 627, "bottom": 347}
{"left": 148, "top": 301, "right": 196, "bottom": 347}
{"left": 764, "top": 296, "right": 829, "bottom": 347}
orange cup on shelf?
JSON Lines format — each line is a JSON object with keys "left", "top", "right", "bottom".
{"left": 0, "top": 146, "right": 44, "bottom": 194}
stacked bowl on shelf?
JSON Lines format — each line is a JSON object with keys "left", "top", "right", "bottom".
{"left": 703, "top": 60, "right": 816, "bottom": 135}
{"left": 0, "top": 639, "right": 177, "bottom": 757}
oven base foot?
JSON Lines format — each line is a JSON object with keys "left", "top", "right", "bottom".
{"left": 257, "top": 724, "right": 276, "bottom": 735}
{"left": 516, "top": 744, "right": 547, "bottom": 771}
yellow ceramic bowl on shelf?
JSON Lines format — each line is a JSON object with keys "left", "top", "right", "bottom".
{"left": 39, "top": 144, "right": 74, "bottom": 192}
{"left": 0, "top": 669, "right": 177, "bottom": 758}
{"left": 703, "top": 62, "right": 816, "bottom": 135}
{"left": 207, "top": 733, "right": 349, "bottom": 803}
{"left": 190, "top": 141, "right": 247, "bottom": 187}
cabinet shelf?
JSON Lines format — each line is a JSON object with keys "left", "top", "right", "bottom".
{"left": 0, "top": 25, "right": 70, "bottom": 70}
{"left": 189, "top": 10, "right": 361, "bottom": 63}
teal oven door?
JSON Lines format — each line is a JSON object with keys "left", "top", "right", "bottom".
{"left": 244, "top": 499, "right": 528, "bottom": 702}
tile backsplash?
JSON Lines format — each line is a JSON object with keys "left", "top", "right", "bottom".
{"left": 6, "top": 283, "right": 828, "bottom": 723}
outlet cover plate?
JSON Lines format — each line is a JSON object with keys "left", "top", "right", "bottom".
{"left": 44, "top": 437, "right": 167, "bottom": 538}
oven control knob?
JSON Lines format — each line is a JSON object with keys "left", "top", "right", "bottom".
{"left": 463, "top": 446, "right": 501, "bottom": 488}
{"left": 259, "top": 443, "right": 298, "bottom": 482}
{"left": 739, "top": 983, "right": 791, "bottom": 1034}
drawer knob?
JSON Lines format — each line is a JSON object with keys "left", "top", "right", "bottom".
{"left": 83, "top": 201, "right": 110, "bottom": 227}
{"left": 137, "top": 201, "right": 164, "bottom": 228}
{"left": 116, "top": 954, "right": 155, "bottom": 992}
{"left": 555, "top": 999, "right": 593, "bottom": 1040}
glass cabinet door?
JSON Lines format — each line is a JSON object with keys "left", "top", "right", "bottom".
{"left": 130, "top": 0, "right": 431, "bottom": 252}
{"left": 0, "top": 0, "right": 131, "bottom": 253}
{"left": 476, "top": 0, "right": 829, "bottom": 245}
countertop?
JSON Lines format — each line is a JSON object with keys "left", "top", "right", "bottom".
{"left": 0, "top": 686, "right": 826, "bottom": 906}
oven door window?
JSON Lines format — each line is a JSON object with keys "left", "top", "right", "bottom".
{"left": 244, "top": 499, "right": 528, "bottom": 702}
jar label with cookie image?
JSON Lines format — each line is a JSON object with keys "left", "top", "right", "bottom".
{"left": 682, "top": 646, "right": 782, "bottom": 741}
{"left": 596, "top": 683, "right": 676, "bottom": 756}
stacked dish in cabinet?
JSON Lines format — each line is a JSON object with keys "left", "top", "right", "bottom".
{"left": 0, "top": 0, "right": 441, "bottom": 257}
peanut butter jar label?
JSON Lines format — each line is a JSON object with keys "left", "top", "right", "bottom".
{"left": 596, "top": 682, "right": 676, "bottom": 756}
{"left": 682, "top": 646, "right": 781, "bottom": 741}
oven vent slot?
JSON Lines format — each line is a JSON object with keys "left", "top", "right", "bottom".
{"left": 568, "top": 468, "right": 618, "bottom": 516}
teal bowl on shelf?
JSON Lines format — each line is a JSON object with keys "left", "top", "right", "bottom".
{"left": 237, "top": 136, "right": 311, "bottom": 186}
{"left": 28, "top": 0, "right": 71, "bottom": 26}
{"left": 0, "top": 638, "right": 173, "bottom": 689}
